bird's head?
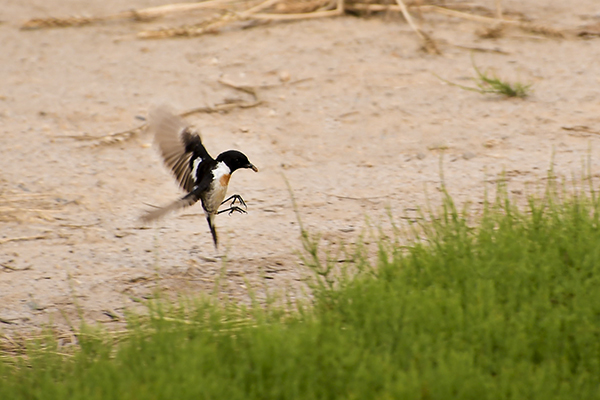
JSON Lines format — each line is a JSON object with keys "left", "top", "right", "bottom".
{"left": 217, "top": 150, "right": 258, "bottom": 173}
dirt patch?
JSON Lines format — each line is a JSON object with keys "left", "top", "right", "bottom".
{"left": 1, "top": 0, "right": 600, "bottom": 335}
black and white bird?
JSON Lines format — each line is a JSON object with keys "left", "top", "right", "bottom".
{"left": 141, "top": 106, "right": 258, "bottom": 247}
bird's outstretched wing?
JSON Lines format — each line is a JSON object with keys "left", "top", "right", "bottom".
{"left": 148, "top": 106, "right": 211, "bottom": 193}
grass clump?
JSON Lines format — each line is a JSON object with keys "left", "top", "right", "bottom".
{"left": 2, "top": 185, "right": 600, "bottom": 399}
{"left": 438, "top": 55, "right": 532, "bottom": 98}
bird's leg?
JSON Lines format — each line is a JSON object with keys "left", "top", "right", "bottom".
{"left": 221, "top": 194, "right": 247, "bottom": 209}
{"left": 218, "top": 206, "right": 247, "bottom": 216}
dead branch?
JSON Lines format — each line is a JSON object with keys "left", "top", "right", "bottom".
{"left": 180, "top": 79, "right": 263, "bottom": 117}
{"left": 561, "top": 126, "right": 600, "bottom": 137}
{"left": 85, "top": 79, "right": 263, "bottom": 146}
{"left": 1, "top": 264, "right": 32, "bottom": 272}
{"left": 21, "top": 0, "right": 241, "bottom": 30}
{"left": 495, "top": 0, "right": 503, "bottom": 20}
{"left": 251, "top": 0, "right": 344, "bottom": 20}
{"left": 0, "top": 235, "right": 48, "bottom": 245}
{"left": 137, "top": 11, "right": 238, "bottom": 39}
{"left": 418, "top": 5, "right": 565, "bottom": 38}
{"left": 20, "top": 0, "right": 568, "bottom": 42}
{"left": 393, "top": 0, "right": 440, "bottom": 54}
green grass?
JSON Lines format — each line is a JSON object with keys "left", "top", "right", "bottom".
{"left": 437, "top": 56, "right": 532, "bottom": 98}
{"left": 2, "top": 185, "right": 600, "bottom": 399}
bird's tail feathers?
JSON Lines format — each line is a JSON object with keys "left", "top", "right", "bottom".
{"left": 207, "top": 214, "right": 218, "bottom": 248}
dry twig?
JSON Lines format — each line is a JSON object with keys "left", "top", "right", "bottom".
{"left": 21, "top": 0, "right": 238, "bottom": 30}
{"left": 0, "top": 191, "right": 71, "bottom": 222}
{"left": 0, "top": 235, "right": 48, "bottom": 245}
{"left": 138, "top": 0, "right": 343, "bottom": 38}
{"left": 20, "top": 0, "right": 568, "bottom": 43}
{"left": 82, "top": 79, "right": 263, "bottom": 146}
{"left": 495, "top": 0, "right": 503, "bottom": 20}
{"left": 561, "top": 126, "right": 600, "bottom": 137}
{"left": 393, "top": 0, "right": 440, "bottom": 54}
{"left": 418, "top": 5, "right": 564, "bottom": 38}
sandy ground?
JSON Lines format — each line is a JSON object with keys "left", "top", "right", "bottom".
{"left": 1, "top": 0, "right": 600, "bottom": 336}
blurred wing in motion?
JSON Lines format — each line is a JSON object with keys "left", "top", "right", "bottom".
{"left": 148, "top": 106, "right": 210, "bottom": 193}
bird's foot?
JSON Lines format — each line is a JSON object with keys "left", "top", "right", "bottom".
{"left": 218, "top": 206, "right": 247, "bottom": 216}
{"left": 221, "top": 194, "right": 247, "bottom": 209}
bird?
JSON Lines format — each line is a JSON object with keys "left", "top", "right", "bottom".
{"left": 140, "top": 106, "right": 258, "bottom": 247}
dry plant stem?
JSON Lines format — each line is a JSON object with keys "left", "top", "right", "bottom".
{"left": 241, "top": 0, "right": 283, "bottom": 15}
{"left": 420, "top": 5, "right": 564, "bottom": 38}
{"left": 181, "top": 79, "right": 262, "bottom": 116}
{"left": 394, "top": 0, "right": 440, "bottom": 54}
{"left": 418, "top": 5, "right": 564, "bottom": 38}
{"left": 1, "top": 264, "right": 32, "bottom": 272}
{"left": 21, "top": 0, "right": 566, "bottom": 40}
{"left": 0, "top": 207, "right": 59, "bottom": 213}
{"left": 0, "top": 235, "right": 48, "bottom": 245}
{"left": 88, "top": 79, "right": 262, "bottom": 145}
{"left": 137, "top": 14, "right": 236, "bottom": 39}
{"left": 250, "top": 0, "right": 344, "bottom": 21}
{"left": 0, "top": 193, "right": 57, "bottom": 201}
{"left": 346, "top": 3, "right": 494, "bottom": 13}
{"left": 495, "top": 0, "right": 503, "bottom": 20}
{"left": 345, "top": 3, "right": 401, "bottom": 12}
{"left": 420, "top": 5, "right": 519, "bottom": 25}
{"left": 21, "top": 0, "right": 239, "bottom": 29}
{"left": 561, "top": 126, "right": 600, "bottom": 136}
{"left": 69, "top": 76, "right": 302, "bottom": 145}
{"left": 133, "top": 0, "right": 236, "bottom": 19}
{"left": 250, "top": 9, "right": 340, "bottom": 20}
{"left": 137, "top": 0, "right": 282, "bottom": 38}
{"left": 394, "top": 0, "right": 424, "bottom": 40}
{"left": 452, "top": 44, "right": 509, "bottom": 54}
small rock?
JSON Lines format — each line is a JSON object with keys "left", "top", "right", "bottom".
{"left": 462, "top": 151, "right": 476, "bottom": 160}
{"left": 416, "top": 152, "right": 426, "bottom": 160}
{"left": 427, "top": 142, "right": 448, "bottom": 151}
{"left": 279, "top": 70, "right": 291, "bottom": 82}
{"left": 483, "top": 139, "right": 501, "bottom": 148}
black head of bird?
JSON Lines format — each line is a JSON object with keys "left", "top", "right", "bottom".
{"left": 216, "top": 150, "right": 259, "bottom": 173}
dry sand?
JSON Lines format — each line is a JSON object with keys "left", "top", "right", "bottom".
{"left": 1, "top": 0, "right": 600, "bottom": 335}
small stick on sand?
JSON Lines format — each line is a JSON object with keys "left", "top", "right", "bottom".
{"left": 495, "top": 0, "right": 503, "bottom": 20}
{"left": 394, "top": 0, "right": 440, "bottom": 54}
{"left": 418, "top": 5, "right": 565, "bottom": 38}
{"left": 251, "top": 0, "right": 344, "bottom": 20}
{"left": 21, "top": 0, "right": 237, "bottom": 29}
{"left": 0, "top": 235, "right": 48, "bottom": 245}
{"left": 88, "top": 79, "right": 263, "bottom": 146}
{"left": 181, "top": 79, "right": 263, "bottom": 116}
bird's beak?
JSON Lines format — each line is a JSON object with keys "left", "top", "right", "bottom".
{"left": 247, "top": 163, "right": 258, "bottom": 172}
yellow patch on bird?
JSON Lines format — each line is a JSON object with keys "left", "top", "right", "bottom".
{"left": 220, "top": 173, "right": 231, "bottom": 186}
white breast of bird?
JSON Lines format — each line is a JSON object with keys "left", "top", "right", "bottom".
{"left": 205, "top": 161, "right": 231, "bottom": 214}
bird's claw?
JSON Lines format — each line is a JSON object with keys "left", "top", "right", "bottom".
{"left": 218, "top": 205, "right": 247, "bottom": 215}
{"left": 228, "top": 206, "right": 247, "bottom": 216}
{"left": 222, "top": 194, "right": 247, "bottom": 209}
